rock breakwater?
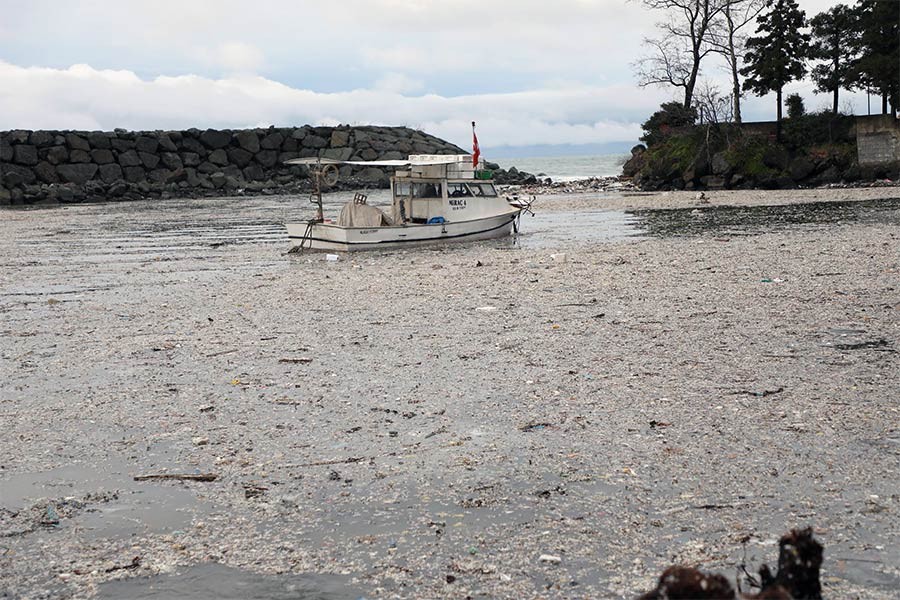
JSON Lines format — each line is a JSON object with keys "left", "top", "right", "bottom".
{"left": 0, "top": 125, "right": 465, "bottom": 205}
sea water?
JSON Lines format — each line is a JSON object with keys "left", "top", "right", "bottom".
{"left": 494, "top": 153, "right": 630, "bottom": 181}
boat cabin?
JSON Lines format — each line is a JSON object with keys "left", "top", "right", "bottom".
{"left": 390, "top": 155, "right": 501, "bottom": 225}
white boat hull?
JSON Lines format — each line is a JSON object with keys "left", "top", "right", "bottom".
{"left": 287, "top": 209, "right": 520, "bottom": 252}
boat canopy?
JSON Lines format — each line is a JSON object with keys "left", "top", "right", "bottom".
{"left": 285, "top": 155, "right": 473, "bottom": 168}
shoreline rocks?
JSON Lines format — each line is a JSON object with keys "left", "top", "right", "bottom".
{"left": 0, "top": 126, "right": 465, "bottom": 205}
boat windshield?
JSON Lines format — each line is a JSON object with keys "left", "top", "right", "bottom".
{"left": 467, "top": 183, "right": 498, "bottom": 197}
{"left": 394, "top": 182, "right": 442, "bottom": 198}
{"left": 448, "top": 183, "right": 472, "bottom": 198}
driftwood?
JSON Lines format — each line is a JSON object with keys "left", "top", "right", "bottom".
{"left": 133, "top": 473, "right": 218, "bottom": 482}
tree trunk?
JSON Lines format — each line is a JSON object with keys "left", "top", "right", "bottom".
{"left": 832, "top": 55, "right": 840, "bottom": 114}
{"left": 684, "top": 57, "right": 700, "bottom": 109}
{"left": 726, "top": 12, "right": 742, "bottom": 125}
{"left": 730, "top": 47, "right": 742, "bottom": 124}
{"left": 776, "top": 87, "right": 783, "bottom": 142}
{"left": 883, "top": 92, "right": 889, "bottom": 114}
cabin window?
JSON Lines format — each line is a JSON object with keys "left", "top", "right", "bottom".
{"left": 467, "top": 183, "right": 497, "bottom": 197}
{"left": 447, "top": 183, "right": 472, "bottom": 198}
{"left": 482, "top": 183, "right": 498, "bottom": 197}
{"left": 412, "top": 183, "right": 441, "bottom": 198}
{"left": 394, "top": 182, "right": 411, "bottom": 197}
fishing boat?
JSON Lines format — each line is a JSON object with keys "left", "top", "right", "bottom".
{"left": 284, "top": 154, "right": 531, "bottom": 252}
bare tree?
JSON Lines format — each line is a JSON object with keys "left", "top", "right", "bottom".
{"left": 708, "top": 0, "right": 766, "bottom": 124}
{"left": 635, "top": 0, "right": 728, "bottom": 109}
{"left": 694, "top": 80, "right": 734, "bottom": 124}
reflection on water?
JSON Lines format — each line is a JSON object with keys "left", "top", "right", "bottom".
{"left": 509, "top": 209, "right": 644, "bottom": 249}
{"left": 629, "top": 197, "right": 900, "bottom": 238}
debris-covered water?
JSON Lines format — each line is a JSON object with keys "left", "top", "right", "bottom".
{"left": 96, "top": 564, "right": 360, "bottom": 600}
{"left": 1, "top": 192, "right": 898, "bottom": 598}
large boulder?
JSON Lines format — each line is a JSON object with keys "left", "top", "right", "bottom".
{"left": 118, "top": 150, "right": 142, "bottom": 167}
{"left": 236, "top": 131, "right": 260, "bottom": 153}
{"left": 789, "top": 156, "right": 816, "bottom": 181}
{"left": 710, "top": 151, "right": 731, "bottom": 176}
{"left": 208, "top": 149, "right": 229, "bottom": 166}
{"left": 161, "top": 152, "right": 184, "bottom": 170}
{"left": 357, "top": 167, "right": 387, "bottom": 183}
{"left": 360, "top": 148, "right": 378, "bottom": 161}
{"left": 65, "top": 133, "right": 90, "bottom": 151}
{"left": 243, "top": 164, "right": 266, "bottom": 181}
{"left": 99, "top": 163, "right": 124, "bottom": 183}
{"left": 180, "top": 136, "right": 206, "bottom": 155}
{"left": 330, "top": 130, "right": 350, "bottom": 148}
{"left": 147, "top": 169, "right": 170, "bottom": 183}
{"left": 200, "top": 129, "right": 232, "bottom": 149}
{"left": 7, "top": 130, "right": 29, "bottom": 144}
{"left": 302, "top": 135, "right": 328, "bottom": 149}
{"left": 135, "top": 135, "right": 159, "bottom": 154}
{"left": 111, "top": 138, "right": 134, "bottom": 152}
{"left": 46, "top": 145, "right": 69, "bottom": 165}
{"left": 810, "top": 165, "right": 840, "bottom": 186}
{"left": 181, "top": 152, "right": 200, "bottom": 167}
{"left": 413, "top": 142, "right": 436, "bottom": 153}
{"left": 70, "top": 149, "right": 91, "bottom": 163}
{"left": 210, "top": 172, "right": 227, "bottom": 188}
{"left": 0, "top": 138, "right": 12, "bottom": 162}
{"left": 227, "top": 147, "right": 254, "bottom": 168}
{"left": 260, "top": 132, "right": 284, "bottom": 150}
{"left": 197, "top": 161, "right": 218, "bottom": 174}
{"left": 34, "top": 162, "right": 59, "bottom": 184}
{"left": 3, "top": 164, "right": 36, "bottom": 187}
{"left": 57, "top": 163, "right": 98, "bottom": 184}
{"left": 87, "top": 132, "right": 112, "bottom": 149}
{"left": 30, "top": 131, "right": 55, "bottom": 147}
{"left": 158, "top": 134, "right": 177, "bottom": 152}
{"left": 91, "top": 149, "right": 115, "bottom": 164}
{"left": 139, "top": 151, "right": 160, "bottom": 169}
{"left": 123, "top": 166, "right": 146, "bottom": 182}
{"left": 13, "top": 144, "right": 38, "bottom": 165}
{"left": 682, "top": 151, "right": 710, "bottom": 184}
{"left": 255, "top": 150, "right": 278, "bottom": 168}
{"left": 321, "top": 147, "right": 352, "bottom": 161}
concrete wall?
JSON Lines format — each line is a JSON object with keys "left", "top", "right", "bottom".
{"left": 0, "top": 126, "right": 465, "bottom": 205}
{"left": 739, "top": 120, "right": 779, "bottom": 137}
{"left": 856, "top": 115, "right": 900, "bottom": 166}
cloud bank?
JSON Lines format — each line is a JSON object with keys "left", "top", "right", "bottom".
{"left": 0, "top": 60, "right": 654, "bottom": 149}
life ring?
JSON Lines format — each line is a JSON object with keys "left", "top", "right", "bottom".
{"left": 321, "top": 164, "right": 339, "bottom": 187}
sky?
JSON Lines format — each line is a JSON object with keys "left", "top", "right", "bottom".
{"left": 0, "top": 0, "right": 867, "bottom": 155}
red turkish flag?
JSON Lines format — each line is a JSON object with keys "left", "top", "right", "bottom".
{"left": 472, "top": 121, "right": 480, "bottom": 168}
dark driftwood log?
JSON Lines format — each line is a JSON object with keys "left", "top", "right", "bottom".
{"left": 133, "top": 473, "right": 218, "bottom": 482}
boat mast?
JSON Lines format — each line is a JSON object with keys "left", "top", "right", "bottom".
{"left": 311, "top": 160, "right": 325, "bottom": 222}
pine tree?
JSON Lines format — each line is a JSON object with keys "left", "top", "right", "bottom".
{"left": 850, "top": 0, "right": 900, "bottom": 114}
{"left": 809, "top": 4, "right": 857, "bottom": 114}
{"left": 740, "top": 0, "right": 810, "bottom": 140}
